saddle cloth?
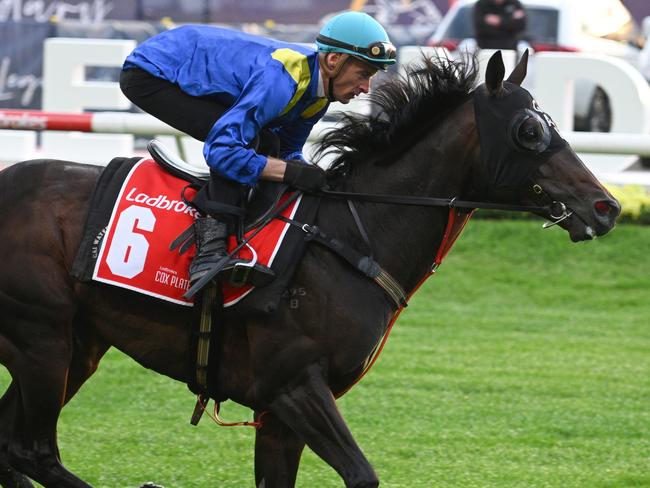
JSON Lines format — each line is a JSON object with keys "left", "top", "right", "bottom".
{"left": 71, "top": 157, "right": 316, "bottom": 310}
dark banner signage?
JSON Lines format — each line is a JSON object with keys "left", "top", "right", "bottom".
{"left": 0, "top": 0, "right": 443, "bottom": 24}
{"left": 0, "top": 1, "right": 136, "bottom": 23}
{"left": 0, "top": 1, "right": 443, "bottom": 110}
{"left": 137, "top": 0, "right": 441, "bottom": 25}
{"left": 0, "top": 21, "right": 53, "bottom": 108}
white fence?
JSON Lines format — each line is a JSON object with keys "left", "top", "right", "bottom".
{"left": 2, "top": 108, "right": 650, "bottom": 187}
{"left": 4, "top": 109, "right": 650, "bottom": 154}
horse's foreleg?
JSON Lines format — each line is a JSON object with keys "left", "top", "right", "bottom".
{"left": 267, "top": 363, "right": 379, "bottom": 488}
{"left": 254, "top": 411, "right": 305, "bottom": 488}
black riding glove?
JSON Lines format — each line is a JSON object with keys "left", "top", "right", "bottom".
{"left": 283, "top": 160, "right": 328, "bottom": 192}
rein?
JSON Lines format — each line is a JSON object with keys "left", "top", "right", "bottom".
{"left": 319, "top": 189, "right": 552, "bottom": 214}
{"left": 317, "top": 186, "right": 574, "bottom": 230}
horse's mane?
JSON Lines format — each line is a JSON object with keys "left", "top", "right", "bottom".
{"left": 314, "top": 54, "right": 478, "bottom": 175}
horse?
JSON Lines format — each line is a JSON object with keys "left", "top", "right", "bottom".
{"left": 0, "top": 51, "right": 619, "bottom": 488}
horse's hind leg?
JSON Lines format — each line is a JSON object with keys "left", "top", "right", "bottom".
{"left": 0, "top": 326, "right": 35, "bottom": 487}
{"left": 0, "top": 384, "right": 34, "bottom": 488}
{"left": 62, "top": 329, "right": 108, "bottom": 405}
{"left": 1, "top": 332, "right": 106, "bottom": 488}
{"left": 4, "top": 319, "right": 92, "bottom": 488}
{"left": 267, "top": 363, "right": 379, "bottom": 488}
{"left": 254, "top": 411, "right": 305, "bottom": 488}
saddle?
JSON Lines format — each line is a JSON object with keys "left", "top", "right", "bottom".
{"left": 148, "top": 139, "right": 291, "bottom": 232}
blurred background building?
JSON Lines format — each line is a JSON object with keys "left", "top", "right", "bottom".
{"left": 0, "top": 0, "right": 649, "bottom": 110}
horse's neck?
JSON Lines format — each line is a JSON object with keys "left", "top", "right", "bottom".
{"left": 333, "top": 109, "right": 477, "bottom": 294}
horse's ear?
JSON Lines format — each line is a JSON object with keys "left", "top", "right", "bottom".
{"left": 485, "top": 51, "right": 505, "bottom": 96}
{"left": 507, "top": 50, "right": 529, "bottom": 86}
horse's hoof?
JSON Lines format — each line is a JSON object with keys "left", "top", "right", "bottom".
{"left": 0, "top": 466, "right": 35, "bottom": 488}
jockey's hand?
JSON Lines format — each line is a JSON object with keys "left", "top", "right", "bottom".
{"left": 283, "top": 160, "right": 328, "bottom": 192}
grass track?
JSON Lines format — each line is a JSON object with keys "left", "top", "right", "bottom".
{"left": 1, "top": 220, "right": 649, "bottom": 487}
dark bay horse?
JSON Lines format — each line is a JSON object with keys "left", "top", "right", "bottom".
{"left": 0, "top": 52, "right": 619, "bottom": 488}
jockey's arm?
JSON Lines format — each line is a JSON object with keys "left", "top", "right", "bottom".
{"left": 203, "top": 66, "right": 327, "bottom": 186}
{"left": 202, "top": 68, "right": 293, "bottom": 185}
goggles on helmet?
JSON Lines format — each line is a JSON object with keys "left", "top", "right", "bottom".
{"left": 317, "top": 34, "right": 397, "bottom": 62}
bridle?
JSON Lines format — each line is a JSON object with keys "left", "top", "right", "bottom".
{"left": 543, "top": 203, "right": 572, "bottom": 228}
{"left": 317, "top": 186, "right": 573, "bottom": 229}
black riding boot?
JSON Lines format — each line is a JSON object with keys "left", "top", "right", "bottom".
{"left": 188, "top": 216, "right": 238, "bottom": 286}
{"left": 189, "top": 216, "right": 276, "bottom": 289}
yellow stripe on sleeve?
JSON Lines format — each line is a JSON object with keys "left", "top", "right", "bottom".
{"left": 271, "top": 48, "right": 312, "bottom": 115}
{"left": 301, "top": 98, "right": 329, "bottom": 119}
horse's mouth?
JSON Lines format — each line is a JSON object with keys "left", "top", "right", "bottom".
{"left": 564, "top": 215, "right": 596, "bottom": 242}
{"left": 555, "top": 200, "right": 620, "bottom": 242}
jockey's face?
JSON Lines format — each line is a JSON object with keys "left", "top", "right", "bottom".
{"left": 327, "top": 54, "right": 378, "bottom": 104}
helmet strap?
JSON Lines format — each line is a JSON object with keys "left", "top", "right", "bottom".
{"left": 319, "top": 53, "right": 350, "bottom": 102}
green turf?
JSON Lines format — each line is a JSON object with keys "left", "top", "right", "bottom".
{"left": 1, "top": 220, "right": 649, "bottom": 487}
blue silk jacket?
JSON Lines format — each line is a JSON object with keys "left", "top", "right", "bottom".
{"left": 123, "top": 25, "right": 329, "bottom": 185}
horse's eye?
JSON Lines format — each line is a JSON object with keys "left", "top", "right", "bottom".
{"left": 518, "top": 119, "right": 541, "bottom": 145}
{"left": 509, "top": 110, "right": 552, "bottom": 154}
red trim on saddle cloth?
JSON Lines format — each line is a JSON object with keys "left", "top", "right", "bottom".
{"left": 93, "top": 158, "right": 301, "bottom": 306}
{"left": 335, "top": 208, "right": 474, "bottom": 398}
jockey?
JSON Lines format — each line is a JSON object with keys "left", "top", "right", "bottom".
{"left": 120, "top": 11, "right": 396, "bottom": 289}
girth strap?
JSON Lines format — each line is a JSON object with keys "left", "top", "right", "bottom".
{"left": 276, "top": 215, "right": 407, "bottom": 308}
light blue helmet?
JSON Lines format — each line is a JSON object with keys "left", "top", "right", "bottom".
{"left": 316, "top": 11, "right": 396, "bottom": 70}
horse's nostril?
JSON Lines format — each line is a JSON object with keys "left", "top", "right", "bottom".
{"left": 595, "top": 200, "right": 617, "bottom": 216}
